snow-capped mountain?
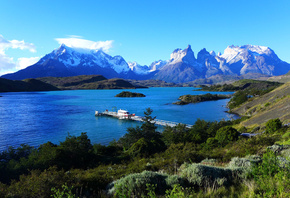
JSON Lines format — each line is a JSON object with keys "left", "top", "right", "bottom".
{"left": 2, "top": 44, "right": 290, "bottom": 83}
{"left": 42, "top": 44, "right": 131, "bottom": 74}
{"left": 127, "top": 62, "right": 150, "bottom": 75}
{"left": 2, "top": 44, "right": 132, "bottom": 80}
{"left": 151, "top": 44, "right": 290, "bottom": 83}
{"left": 217, "top": 45, "right": 289, "bottom": 76}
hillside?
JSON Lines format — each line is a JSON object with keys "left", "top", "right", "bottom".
{"left": 38, "top": 75, "right": 141, "bottom": 90}
{"left": 0, "top": 78, "right": 59, "bottom": 92}
{"left": 231, "top": 81, "right": 290, "bottom": 127}
{"left": 198, "top": 79, "right": 282, "bottom": 92}
{"left": 266, "top": 71, "right": 290, "bottom": 83}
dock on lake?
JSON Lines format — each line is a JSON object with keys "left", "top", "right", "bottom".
{"left": 95, "top": 110, "right": 193, "bottom": 128}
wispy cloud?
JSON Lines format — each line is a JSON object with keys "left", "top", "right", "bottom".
{"left": 0, "top": 35, "right": 36, "bottom": 54}
{"left": 55, "top": 36, "right": 113, "bottom": 53}
{"left": 0, "top": 35, "right": 37, "bottom": 76}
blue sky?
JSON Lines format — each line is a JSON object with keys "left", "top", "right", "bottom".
{"left": 1, "top": 0, "right": 290, "bottom": 75}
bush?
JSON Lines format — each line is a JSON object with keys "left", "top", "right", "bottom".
{"left": 127, "top": 138, "right": 165, "bottom": 157}
{"left": 162, "top": 124, "right": 188, "bottom": 146}
{"left": 204, "top": 138, "right": 218, "bottom": 150}
{"left": 107, "top": 171, "right": 186, "bottom": 197}
{"left": 266, "top": 118, "right": 282, "bottom": 134}
{"left": 180, "top": 163, "right": 237, "bottom": 187}
{"left": 215, "top": 126, "right": 240, "bottom": 147}
{"left": 227, "top": 156, "right": 262, "bottom": 178}
{"left": 250, "top": 150, "right": 290, "bottom": 197}
{"left": 228, "top": 90, "right": 248, "bottom": 109}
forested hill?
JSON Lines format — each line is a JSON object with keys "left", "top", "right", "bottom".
{"left": 37, "top": 75, "right": 144, "bottom": 90}
{"left": 0, "top": 78, "right": 60, "bottom": 92}
{"left": 0, "top": 75, "right": 145, "bottom": 93}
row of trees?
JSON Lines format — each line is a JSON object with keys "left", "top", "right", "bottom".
{"left": 0, "top": 108, "right": 286, "bottom": 197}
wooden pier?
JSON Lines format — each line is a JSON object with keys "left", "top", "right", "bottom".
{"left": 95, "top": 110, "right": 193, "bottom": 128}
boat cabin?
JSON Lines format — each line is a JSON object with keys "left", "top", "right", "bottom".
{"left": 117, "top": 109, "right": 131, "bottom": 118}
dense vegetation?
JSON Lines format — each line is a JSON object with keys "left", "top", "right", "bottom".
{"left": 173, "top": 93, "right": 231, "bottom": 105}
{"left": 0, "top": 107, "right": 289, "bottom": 197}
{"left": 115, "top": 91, "right": 146, "bottom": 97}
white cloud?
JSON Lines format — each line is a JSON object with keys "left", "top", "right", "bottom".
{"left": 0, "top": 35, "right": 36, "bottom": 54}
{"left": 55, "top": 36, "right": 113, "bottom": 53}
{"left": 0, "top": 35, "right": 37, "bottom": 76}
{"left": 16, "top": 57, "right": 40, "bottom": 70}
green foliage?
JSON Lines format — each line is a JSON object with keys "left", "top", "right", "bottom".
{"left": 119, "top": 108, "right": 164, "bottom": 153}
{"left": 51, "top": 183, "right": 77, "bottom": 198}
{"left": 188, "top": 119, "right": 210, "bottom": 143}
{"left": 180, "top": 163, "right": 236, "bottom": 187}
{"left": 204, "top": 137, "right": 218, "bottom": 150}
{"left": 174, "top": 93, "right": 231, "bottom": 105}
{"left": 199, "top": 83, "right": 238, "bottom": 92}
{"left": 162, "top": 124, "right": 189, "bottom": 146}
{"left": 56, "top": 132, "right": 94, "bottom": 169}
{"left": 266, "top": 118, "right": 282, "bottom": 134}
{"left": 165, "top": 184, "right": 195, "bottom": 198}
{"left": 109, "top": 171, "right": 186, "bottom": 197}
{"left": 215, "top": 126, "right": 240, "bottom": 147}
{"left": 127, "top": 137, "right": 165, "bottom": 157}
{"left": 228, "top": 90, "right": 248, "bottom": 109}
{"left": 5, "top": 167, "right": 72, "bottom": 198}
{"left": 250, "top": 150, "right": 290, "bottom": 197}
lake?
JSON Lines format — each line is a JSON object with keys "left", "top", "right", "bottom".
{"left": 0, "top": 87, "right": 236, "bottom": 151}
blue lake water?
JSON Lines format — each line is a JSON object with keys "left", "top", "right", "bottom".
{"left": 0, "top": 87, "right": 236, "bottom": 151}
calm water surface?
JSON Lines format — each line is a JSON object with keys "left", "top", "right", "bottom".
{"left": 0, "top": 87, "right": 236, "bottom": 151}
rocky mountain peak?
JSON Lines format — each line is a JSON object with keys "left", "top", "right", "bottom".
{"left": 170, "top": 45, "right": 196, "bottom": 65}
{"left": 197, "top": 48, "right": 210, "bottom": 63}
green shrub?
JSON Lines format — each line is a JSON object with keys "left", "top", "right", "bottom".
{"left": 204, "top": 138, "right": 218, "bottom": 150}
{"left": 51, "top": 183, "right": 76, "bottom": 198}
{"left": 180, "top": 163, "right": 236, "bottom": 187}
{"left": 215, "top": 126, "right": 240, "bottom": 147}
{"left": 162, "top": 124, "right": 188, "bottom": 146}
{"left": 250, "top": 150, "right": 290, "bottom": 197}
{"left": 266, "top": 118, "right": 282, "bottom": 134}
{"left": 107, "top": 171, "right": 186, "bottom": 197}
{"left": 228, "top": 90, "right": 248, "bottom": 109}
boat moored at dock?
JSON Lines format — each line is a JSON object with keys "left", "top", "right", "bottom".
{"left": 95, "top": 109, "right": 193, "bottom": 128}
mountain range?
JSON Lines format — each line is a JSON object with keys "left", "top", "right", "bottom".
{"left": 2, "top": 44, "right": 290, "bottom": 83}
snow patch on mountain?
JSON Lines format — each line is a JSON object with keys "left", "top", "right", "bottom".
{"left": 48, "top": 44, "right": 130, "bottom": 73}
{"left": 128, "top": 62, "right": 150, "bottom": 74}
{"left": 149, "top": 60, "right": 167, "bottom": 72}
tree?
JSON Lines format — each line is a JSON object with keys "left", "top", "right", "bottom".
{"left": 215, "top": 126, "right": 240, "bottom": 147}
{"left": 56, "top": 132, "right": 93, "bottom": 169}
{"left": 188, "top": 119, "right": 210, "bottom": 143}
{"left": 266, "top": 118, "right": 282, "bottom": 134}
{"left": 162, "top": 124, "right": 188, "bottom": 146}
{"left": 119, "top": 108, "right": 159, "bottom": 149}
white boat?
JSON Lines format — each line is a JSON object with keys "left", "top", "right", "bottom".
{"left": 117, "top": 109, "right": 134, "bottom": 119}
